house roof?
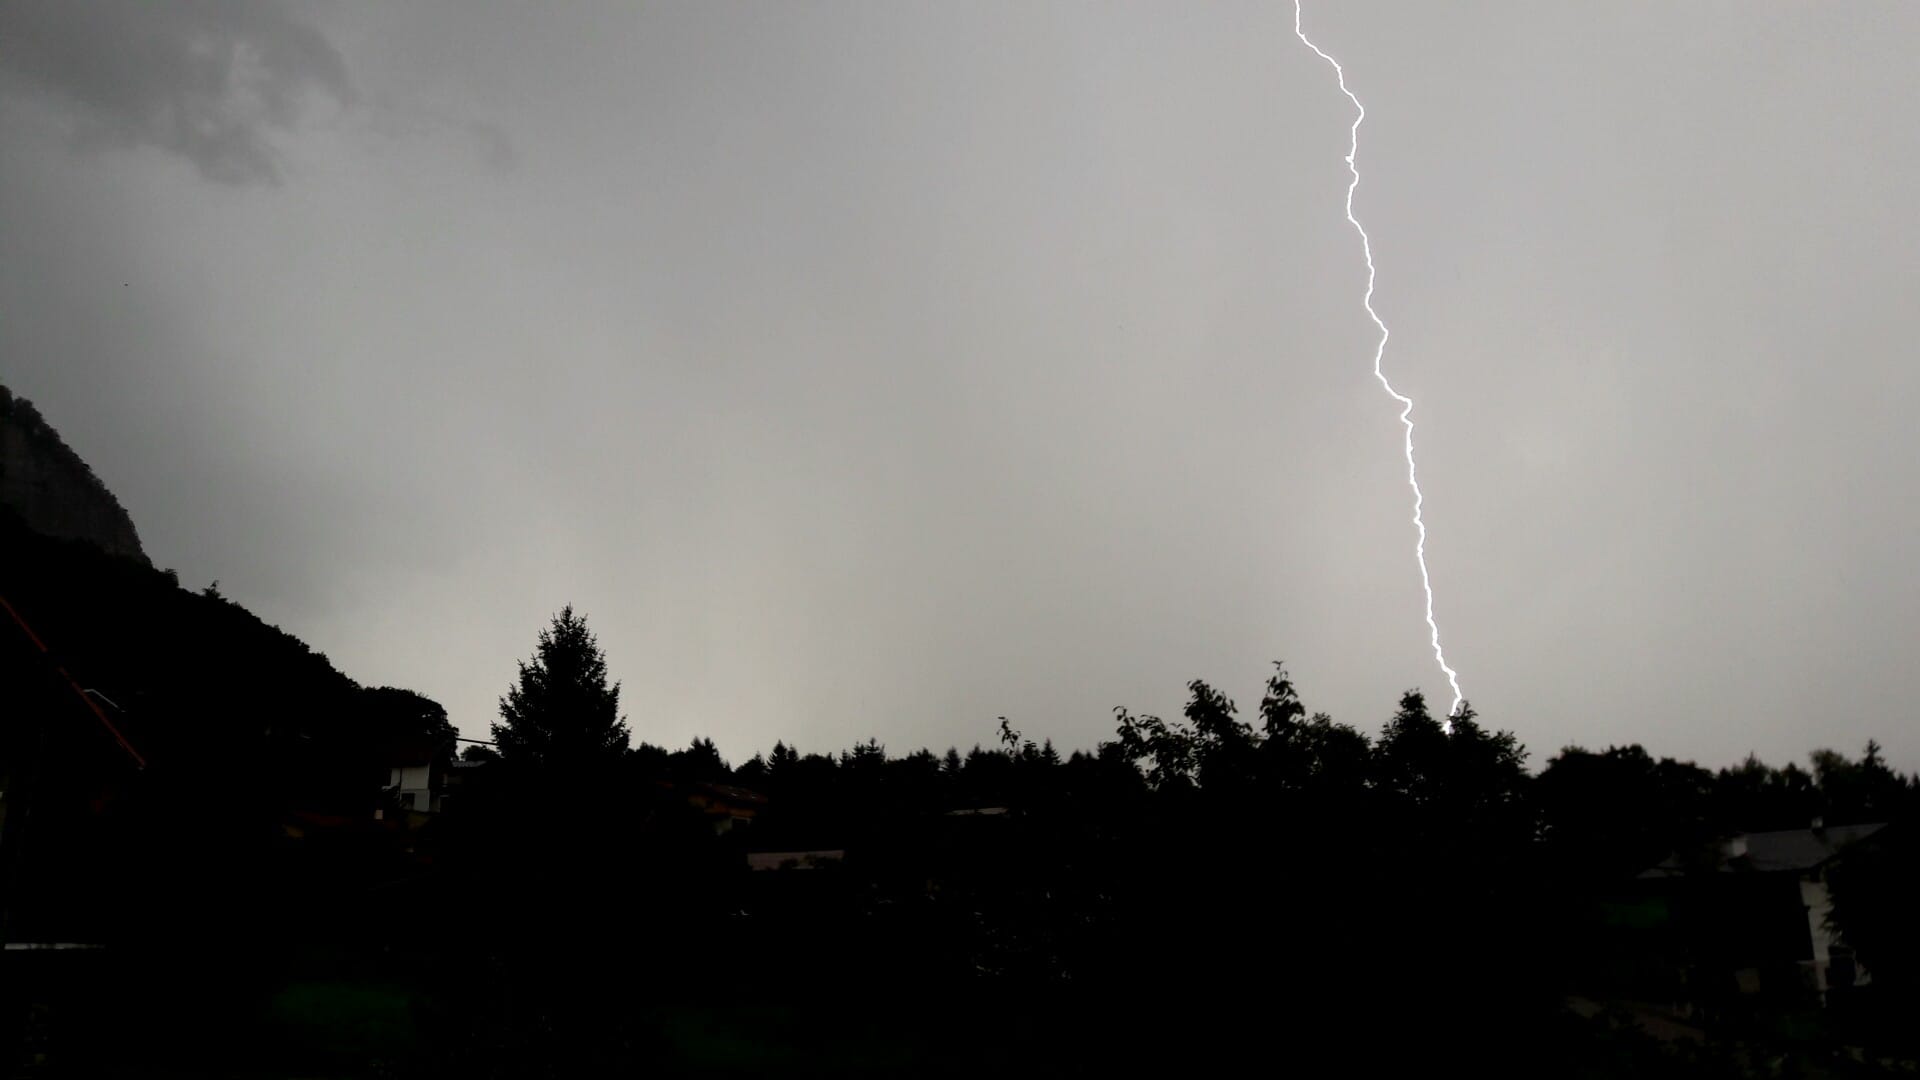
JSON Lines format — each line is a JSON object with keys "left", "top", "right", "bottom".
{"left": 1639, "top": 822, "right": 1887, "bottom": 879}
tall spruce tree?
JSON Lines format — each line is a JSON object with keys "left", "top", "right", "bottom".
{"left": 493, "top": 605, "right": 630, "bottom": 769}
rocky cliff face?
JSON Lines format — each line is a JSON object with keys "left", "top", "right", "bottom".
{"left": 0, "top": 385, "right": 148, "bottom": 564}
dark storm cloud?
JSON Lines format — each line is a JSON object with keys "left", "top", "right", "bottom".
{"left": 0, "top": 0, "right": 353, "bottom": 184}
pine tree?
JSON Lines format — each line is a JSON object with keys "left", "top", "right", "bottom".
{"left": 492, "top": 605, "right": 629, "bottom": 769}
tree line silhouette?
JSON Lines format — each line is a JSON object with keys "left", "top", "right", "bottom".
{"left": 425, "top": 606, "right": 1919, "bottom": 1075}
{"left": 5, "top": 522, "right": 1918, "bottom": 1075}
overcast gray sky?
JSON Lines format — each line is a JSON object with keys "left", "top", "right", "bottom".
{"left": 3, "top": 1, "right": 1915, "bottom": 770}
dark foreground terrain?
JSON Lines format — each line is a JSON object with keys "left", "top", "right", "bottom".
{"left": 5, "top": 512, "right": 1917, "bottom": 1077}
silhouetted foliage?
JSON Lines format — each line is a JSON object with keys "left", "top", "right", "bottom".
{"left": 1827, "top": 824, "right": 1920, "bottom": 997}
{"left": 491, "top": 605, "right": 629, "bottom": 771}
{"left": 670, "top": 735, "right": 729, "bottom": 782}
{"left": 34, "top": 377, "right": 1920, "bottom": 1072}
{"left": 1812, "top": 741, "right": 1913, "bottom": 825}
{"left": 1537, "top": 743, "right": 1719, "bottom": 877}
{"left": 10, "top": 525, "right": 1920, "bottom": 1074}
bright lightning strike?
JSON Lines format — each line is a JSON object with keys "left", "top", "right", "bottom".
{"left": 1293, "top": 2, "right": 1465, "bottom": 719}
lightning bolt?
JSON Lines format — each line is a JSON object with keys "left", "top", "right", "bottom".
{"left": 1293, "top": 1, "right": 1464, "bottom": 719}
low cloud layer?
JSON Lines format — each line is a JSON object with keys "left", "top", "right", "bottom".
{"left": 0, "top": 0, "right": 352, "bottom": 184}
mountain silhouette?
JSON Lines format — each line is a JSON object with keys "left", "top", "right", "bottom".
{"left": 0, "top": 384, "right": 147, "bottom": 564}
